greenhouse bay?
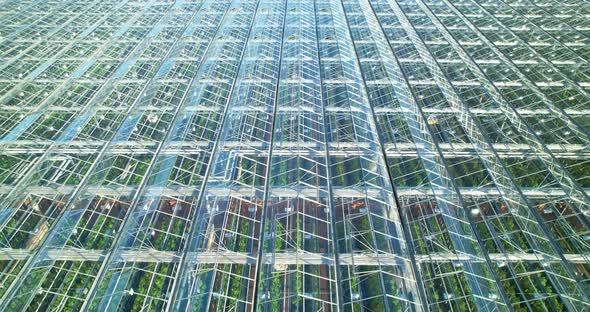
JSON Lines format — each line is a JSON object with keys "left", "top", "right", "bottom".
{"left": 0, "top": 0, "right": 590, "bottom": 311}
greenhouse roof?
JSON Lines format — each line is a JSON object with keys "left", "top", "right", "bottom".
{"left": 0, "top": 0, "right": 590, "bottom": 311}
